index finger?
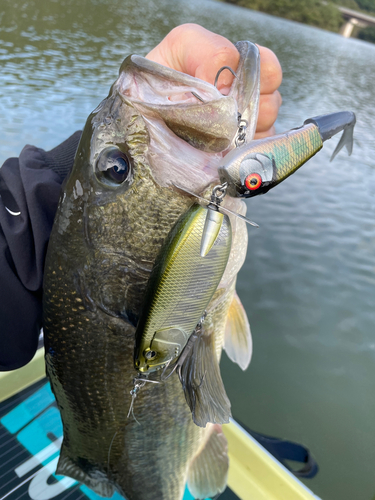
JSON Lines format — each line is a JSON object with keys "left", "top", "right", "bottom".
{"left": 146, "top": 24, "right": 239, "bottom": 92}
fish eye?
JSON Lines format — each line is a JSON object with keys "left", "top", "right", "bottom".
{"left": 95, "top": 147, "right": 132, "bottom": 187}
{"left": 244, "top": 173, "right": 262, "bottom": 191}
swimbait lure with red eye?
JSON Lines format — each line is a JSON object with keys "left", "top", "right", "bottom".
{"left": 218, "top": 111, "right": 356, "bottom": 198}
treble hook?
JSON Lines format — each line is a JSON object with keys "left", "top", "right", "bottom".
{"left": 127, "top": 376, "right": 161, "bottom": 424}
{"left": 160, "top": 358, "right": 179, "bottom": 382}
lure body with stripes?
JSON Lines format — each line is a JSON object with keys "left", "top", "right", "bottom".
{"left": 219, "top": 111, "right": 356, "bottom": 198}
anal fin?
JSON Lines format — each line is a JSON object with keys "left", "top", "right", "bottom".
{"left": 57, "top": 444, "right": 115, "bottom": 498}
{"left": 223, "top": 291, "right": 252, "bottom": 371}
{"left": 187, "top": 424, "right": 229, "bottom": 500}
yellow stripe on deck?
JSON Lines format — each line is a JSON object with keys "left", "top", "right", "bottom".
{"left": 0, "top": 348, "right": 45, "bottom": 403}
{"left": 223, "top": 420, "right": 321, "bottom": 500}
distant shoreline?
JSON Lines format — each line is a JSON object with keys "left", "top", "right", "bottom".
{"left": 219, "top": 0, "right": 375, "bottom": 43}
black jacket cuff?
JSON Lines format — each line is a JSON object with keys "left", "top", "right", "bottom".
{"left": 43, "top": 131, "right": 82, "bottom": 181}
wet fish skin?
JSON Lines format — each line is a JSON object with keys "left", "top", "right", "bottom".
{"left": 43, "top": 43, "right": 259, "bottom": 499}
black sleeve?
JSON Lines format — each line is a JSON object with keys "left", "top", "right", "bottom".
{"left": 0, "top": 131, "right": 81, "bottom": 371}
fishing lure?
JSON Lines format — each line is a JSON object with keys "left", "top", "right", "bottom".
{"left": 174, "top": 111, "right": 356, "bottom": 253}
{"left": 218, "top": 111, "right": 356, "bottom": 198}
{"left": 133, "top": 202, "right": 232, "bottom": 374}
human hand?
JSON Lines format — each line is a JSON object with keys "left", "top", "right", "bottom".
{"left": 146, "top": 23, "right": 282, "bottom": 140}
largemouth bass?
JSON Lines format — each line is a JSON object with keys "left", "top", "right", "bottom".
{"left": 43, "top": 41, "right": 258, "bottom": 500}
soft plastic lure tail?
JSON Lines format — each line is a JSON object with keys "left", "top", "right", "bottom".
{"left": 218, "top": 111, "right": 356, "bottom": 198}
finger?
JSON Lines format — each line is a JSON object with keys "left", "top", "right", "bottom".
{"left": 256, "top": 91, "right": 282, "bottom": 133}
{"left": 146, "top": 24, "right": 239, "bottom": 91}
{"left": 257, "top": 45, "right": 282, "bottom": 95}
{"left": 254, "top": 125, "right": 276, "bottom": 140}
{"left": 194, "top": 45, "right": 239, "bottom": 92}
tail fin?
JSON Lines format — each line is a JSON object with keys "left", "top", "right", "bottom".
{"left": 304, "top": 111, "right": 356, "bottom": 161}
{"left": 330, "top": 121, "right": 355, "bottom": 161}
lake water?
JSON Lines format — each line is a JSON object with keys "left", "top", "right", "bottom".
{"left": 1, "top": 0, "right": 375, "bottom": 499}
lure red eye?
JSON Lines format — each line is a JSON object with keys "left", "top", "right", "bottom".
{"left": 245, "top": 173, "right": 262, "bottom": 191}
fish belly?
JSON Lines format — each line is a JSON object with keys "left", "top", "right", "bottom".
{"left": 44, "top": 269, "right": 204, "bottom": 500}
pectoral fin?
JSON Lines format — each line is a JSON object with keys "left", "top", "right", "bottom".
{"left": 178, "top": 328, "right": 231, "bottom": 428}
{"left": 223, "top": 292, "right": 252, "bottom": 371}
{"left": 187, "top": 424, "right": 229, "bottom": 500}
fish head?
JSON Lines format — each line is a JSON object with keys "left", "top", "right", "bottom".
{"left": 49, "top": 41, "right": 259, "bottom": 351}
{"left": 111, "top": 42, "right": 260, "bottom": 194}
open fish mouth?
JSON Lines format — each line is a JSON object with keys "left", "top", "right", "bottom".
{"left": 115, "top": 42, "right": 260, "bottom": 194}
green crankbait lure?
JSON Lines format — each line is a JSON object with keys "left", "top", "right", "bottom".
{"left": 134, "top": 203, "right": 232, "bottom": 374}
{"left": 218, "top": 111, "right": 356, "bottom": 198}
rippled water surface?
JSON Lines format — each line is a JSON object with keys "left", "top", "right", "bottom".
{"left": 1, "top": 1, "right": 375, "bottom": 499}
